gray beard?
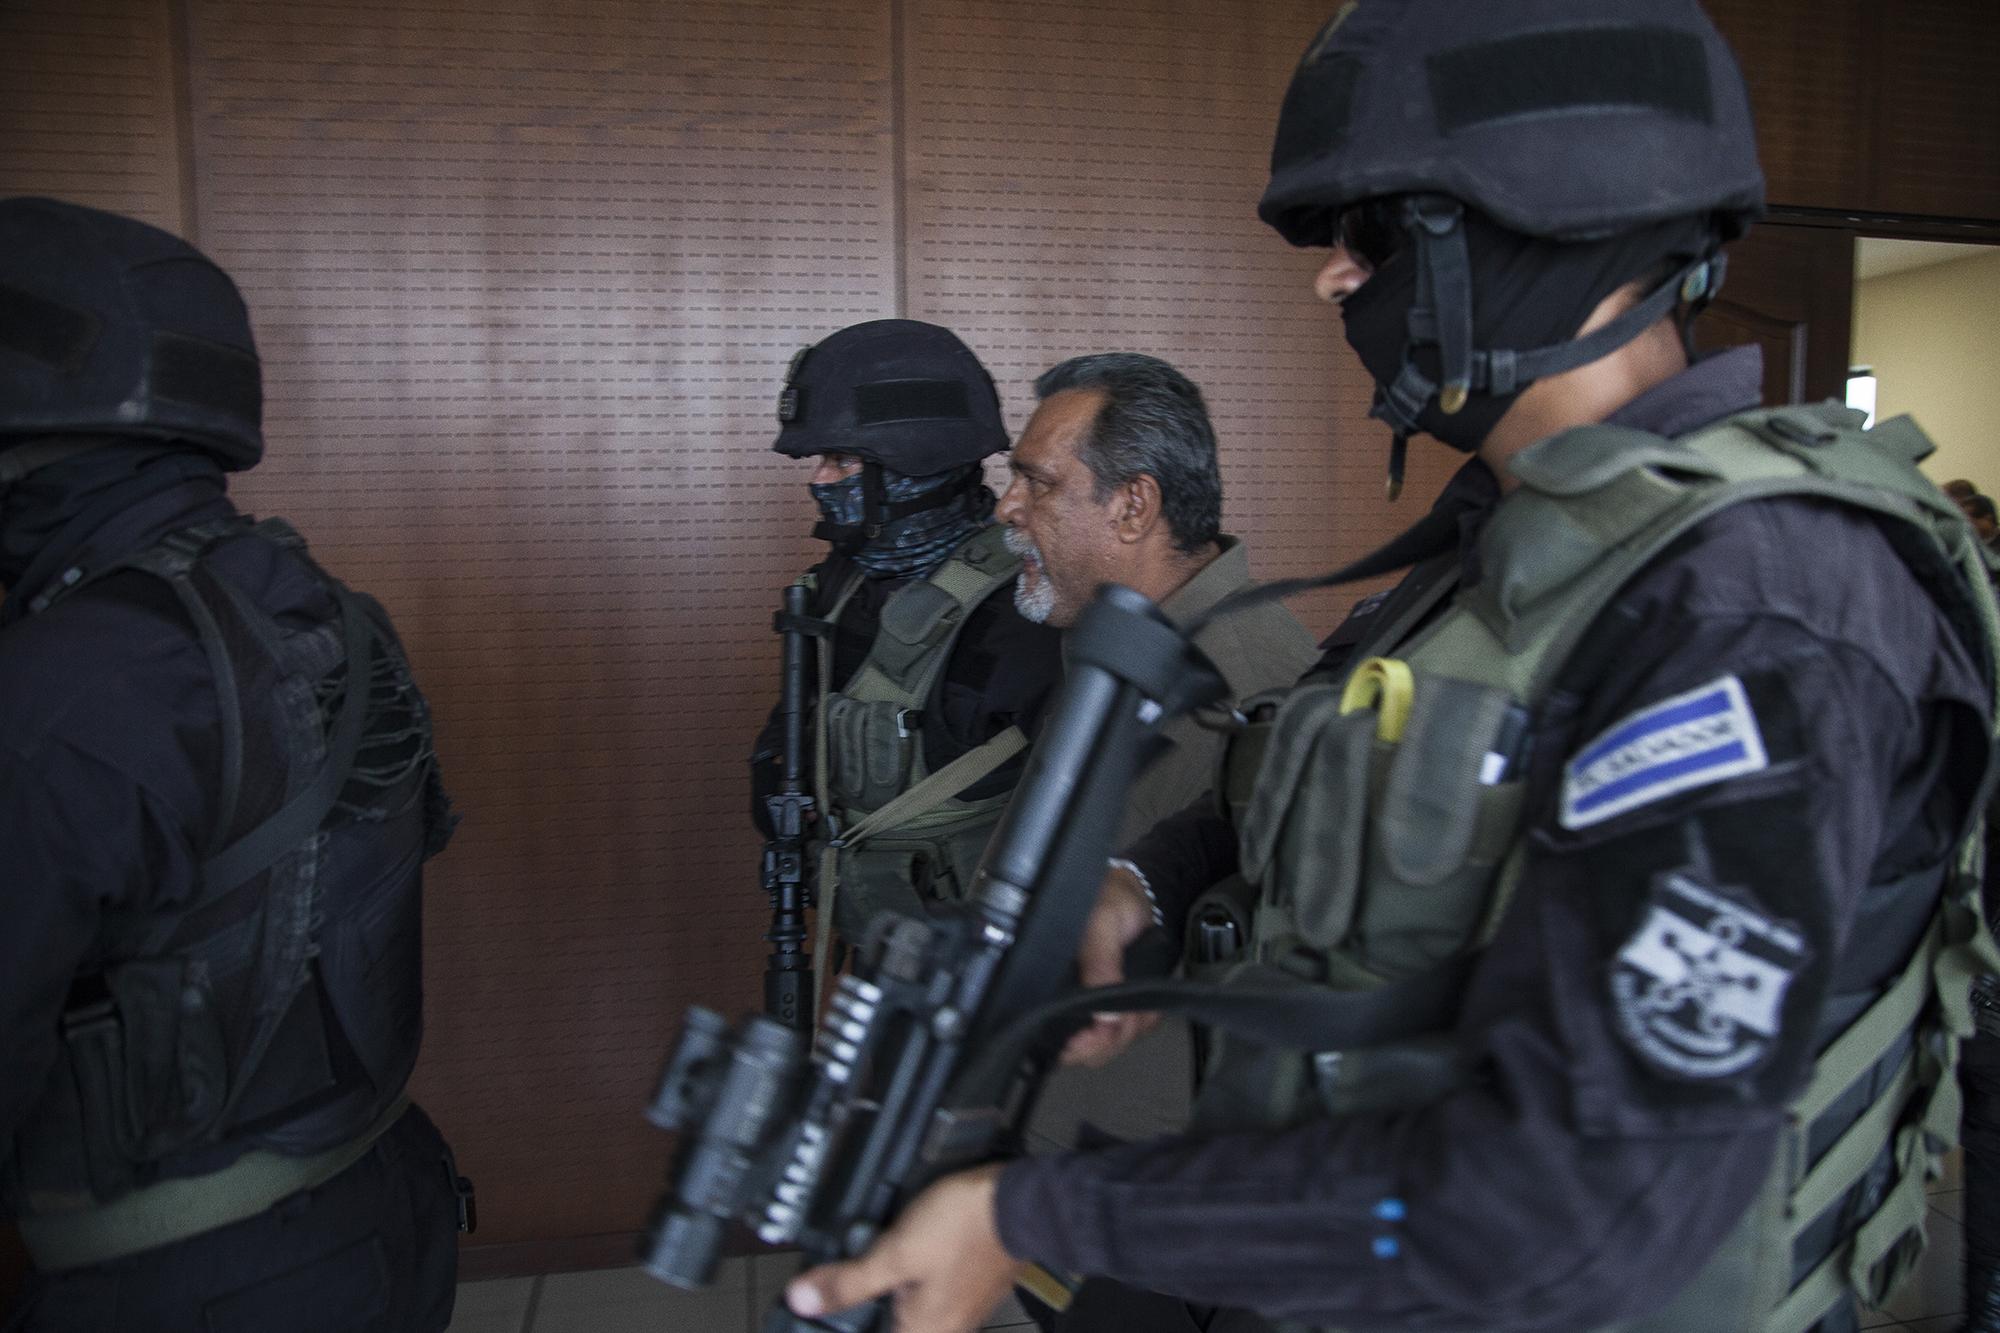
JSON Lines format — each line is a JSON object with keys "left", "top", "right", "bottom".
{"left": 1002, "top": 525, "right": 1057, "bottom": 624}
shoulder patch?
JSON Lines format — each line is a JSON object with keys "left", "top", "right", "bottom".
{"left": 1561, "top": 675, "right": 1768, "bottom": 830}
{"left": 1609, "top": 871, "right": 1810, "bottom": 1082}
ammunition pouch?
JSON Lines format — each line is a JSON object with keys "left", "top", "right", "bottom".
{"left": 824, "top": 695, "right": 921, "bottom": 814}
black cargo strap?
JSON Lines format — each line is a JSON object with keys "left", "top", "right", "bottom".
{"left": 199, "top": 580, "right": 374, "bottom": 895}
{"left": 774, "top": 609, "right": 836, "bottom": 639}
{"left": 1182, "top": 500, "right": 1466, "bottom": 643}
{"left": 953, "top": 956, "right": 1475, "bottom": 1103}
{"left": 72, "top": 518, "right": 378, "bottom": 901}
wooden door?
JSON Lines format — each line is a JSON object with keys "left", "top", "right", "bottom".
{"left": 1695, "top": 222, "right": 1856, "bottom": 407}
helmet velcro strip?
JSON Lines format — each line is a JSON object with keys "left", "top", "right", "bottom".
{"left": 0, "top": 282, "right": 100, "bottom": 374}
{"left": 1428, "top": 26, "right": 1713, "bottom": 136}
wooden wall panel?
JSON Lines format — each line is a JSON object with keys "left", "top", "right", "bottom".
{"left": 7, "top": 0, "right": 2000, "bottom": 1274}
{"left": 903, "top": 0, "right": 1457, "bottom": 636}
{"left": 1870, "top": 0, "right": 2000, "bottom": 221}
{"left": 1708, "top": 0, "right": 1871, "bottom": 213}
{"left": 1709, "top": 0, "right": 2000, "bottom": 221}
{"left": 179, "top": 0, "right": 896, "bottom": 1246}
{"left": 0, "top": 0, "right": 188, "bottom": 231}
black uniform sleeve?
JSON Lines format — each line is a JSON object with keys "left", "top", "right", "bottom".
{"left": 994, "top": 502, "right": 1991, "bottom": 1330}
{"left": 926, "top": 594, "right": 1064, "bottom": 802}
{"left": 0, "top": 732, "right": 184, "bottom": 1146}
{"left": 1121, "top": 798, "right": 1239, "bottom": 933}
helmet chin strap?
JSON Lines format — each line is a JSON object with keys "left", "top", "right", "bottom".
{"left": 1369, "top": 193, "right": 1726, "bottom": 496}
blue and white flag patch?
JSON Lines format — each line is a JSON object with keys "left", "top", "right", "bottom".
{"left": 1561, "top": 675, "right": 1769, "bottom": 830}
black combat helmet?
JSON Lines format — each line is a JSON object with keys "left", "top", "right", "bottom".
{"left": 0, "top": 197, "right": 263, "bottom": 472}
{"left": 1262, "top": 1, "right": 1766, "bottom": 485}
{"left": 772, "top": 319, "right": 1007, "bottom": 475}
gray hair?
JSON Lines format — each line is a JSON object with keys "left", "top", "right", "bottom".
{"left": 1032, "top": 353, "right": 1221, "bottom": 555}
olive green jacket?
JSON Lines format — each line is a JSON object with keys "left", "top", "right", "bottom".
{"left": 1117, "top": 536, "right": 1318, "bottom": 846}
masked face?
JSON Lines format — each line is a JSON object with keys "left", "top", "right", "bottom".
{"left": 1327, "top": 202, "right": 1716, "bottom": 454}
{"left": 809, "top": 469, "right": 871, "bottom": 536}
{"left": 810, "top": 457, "right": 995, "bottom": 578}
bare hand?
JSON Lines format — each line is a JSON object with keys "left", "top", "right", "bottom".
{"left": 785, "top": 1164, "right": 1023, "bottom": 1333}
{"left": 1059, "top": 864, "right": 1163, "bottom": 1068}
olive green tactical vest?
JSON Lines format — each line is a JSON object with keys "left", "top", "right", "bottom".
{"left": 812, "top": 522, "right": 1028, "bottom": 952}
{"left": 1199, "top": 405, "right": 2000, "bottom": 1333}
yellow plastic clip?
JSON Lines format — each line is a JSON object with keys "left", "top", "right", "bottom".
{"left": 1017, "top": 1262, "right": 1079, "bottom": 1312}
{"left": 1339, "top": 656, "right": 1415, "bottom": 742}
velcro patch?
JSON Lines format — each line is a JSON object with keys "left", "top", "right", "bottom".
{"left": 1610, "top": 871, "right": 1809, "bottom": 1082}
{"left": 1561, "top": 675, "right": 1768, "bottom": 830}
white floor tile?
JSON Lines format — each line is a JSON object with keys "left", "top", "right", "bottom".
{"left": 532, "top": 1259, "right": 750, "bottom": 1333}
{"left": 1880, "top": 1215, "right": 1965, "bottom": 1324}
{"left": 748, "top": 1251, "right": 798, "bottom": 1325}
{"left": 448, "top": 1275, "right": 537, "bottom": 1333}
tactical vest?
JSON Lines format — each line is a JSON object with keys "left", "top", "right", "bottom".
{"left": 1196, "top": 405, "right": 2000, "bottom": 1333}
{"left": 4, "top": 516, "right": 455, "bottom": 1269}
{"left": 812, "top": 523, "right": 1029, "bottom": 948}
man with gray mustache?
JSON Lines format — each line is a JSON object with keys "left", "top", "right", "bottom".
{"left": 997, "top": 353, "right": 1316, "bottom": 846}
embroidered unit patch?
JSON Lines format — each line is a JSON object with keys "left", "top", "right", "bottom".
{"left": 1610, "top": 871, "right": 1809, "bottom": 1081}
{"left": 1561, "top": 675, "right": 1768, "bottom": 830}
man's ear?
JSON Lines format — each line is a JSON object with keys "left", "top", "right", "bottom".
{"left": 1114, "top": 473, "right": 1163, "bottom": 544}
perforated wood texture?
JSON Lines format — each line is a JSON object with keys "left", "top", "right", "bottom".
{"left": 180, "top": 0, "right": 896, "bottom": 1244}
{"left": 903, "top": 0, "right": 1455, "bottom": 629}
{"left": 0, "top": 0, "right": 188, "bottom": 231}
{"left": 1708, "top": 0, "right": 2000, "bottom": 220}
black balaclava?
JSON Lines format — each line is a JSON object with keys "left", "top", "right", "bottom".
{"left": 1340, "top": 207, "right": 1720, "bottom": 456}
{"left": 810, "top": 461, "right": 994, "bottom": 579}
{"left": 0, "top": 439, "right": 223, "bottom": 606}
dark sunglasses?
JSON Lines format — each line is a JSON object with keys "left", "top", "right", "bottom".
{"left": 1337, "top": 197, "right": 1405, "bottom": 269}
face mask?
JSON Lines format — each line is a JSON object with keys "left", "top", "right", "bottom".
{"left": 811, "top": 462, "right": 995, "bottom": 578}
{"left": 1340, "top": 207, "right": 1715, "bottom": 453}
{"left": 809, "top": 472, "right": 871, "bottom": 536}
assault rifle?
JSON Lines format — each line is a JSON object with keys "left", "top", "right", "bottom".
{"left": 641, "top": 583, "right": 1222, "bottom": 1331}
{"left": 762, "top": 582, "right": 817, "bottom": 1032}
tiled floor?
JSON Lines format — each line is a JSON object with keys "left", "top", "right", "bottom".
{"left": 450, "top": 1157, "right": 1971, "bottom": 1332}
{"left": 447, "top": 1252, "right": 1036, "bottom": 1332}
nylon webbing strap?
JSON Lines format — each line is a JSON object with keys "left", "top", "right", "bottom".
{"left": 811, "top": 571, "right": 868, "bottom": 1019}
{"left": 1789, "top": 922, "right": 1940, "bottom": 1130}
{"left": 1786, "top": 1050, "right": 1916, "bottom": 1235}
{"left": 812, "top": 720, "right": 1032, "bottom": 1012}
{"left": 833, "top": 726, "right": 1027, "bottom": 848}
{"left": 16, "top": 1095, "right": 410, "bottom": 1272}
{"left": 197, "top": 583, "right": 374, "bottom": 895}
{"left": 1182, "top": 504, "right": 1462, "bottom": 645}
{"left": 1768, "top": 1127, "right": 1930, "bottom": 1333}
